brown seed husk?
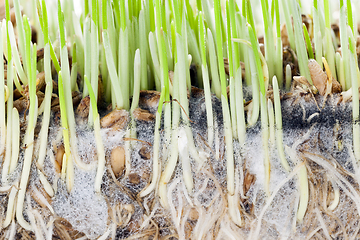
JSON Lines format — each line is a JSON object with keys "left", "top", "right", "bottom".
{"left": 139, "top": 146, "right": 151, "bottom": 160}
{"left": 308, "top": 59, "right": 327, "bottom": 95}
{"left": 76, "top": 96, "right": 90, "bottom": 119}
{"left": 133, "top": 108, "right": 155, "bottom": 122}
{"left": 100, "top": 109, "right": 129, "bottom": 129}
{"left": 55, "top": 144, "right": 65, "bottom": 174}
{"left": 111, "top": 146, "right": 126, "bottom": 178}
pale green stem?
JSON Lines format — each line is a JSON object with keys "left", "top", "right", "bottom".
{"left": 130, "top": 49, "right": 141, "bottom": 113}
{"left": 103, "top": 30, "right": 124, "bottom": 109}
{"left": 88, "top": 19, "right": 100, "bottom": 126}
{"left": 261, "top": 0, "right": 275, "bottom": 80}
{"left": 200, "top": 0, "right": 215, "bottom": 38}
{"left": 324, "top": 27, "right": 336, "bottom": 81}
{"left": 202, "top": 65, "right": 214, "bottom": 145}
{"left": 207, "top": 29, "right": 221, "bottom": 99}
{"left": 335, "top": 52, "right": 345, "bottom": 90}
{"left": 186, "top": 23, "right": 202, "bottom": 87}
{"left": 73, "top": 22, "right": 85, "bottom": 76}
{"left": 235, "top": 67, "right": 246, "bottom": 145}
{"left": 199, "top": 10, "right": 214, "bottom": 147}
{"left": 222, "top": 95, "right": 235, "bottom": 195}
{"left": 70, "top": 63, "right": 78, "bottom": 92}
{"left": 281, "top": 0, "right": 295, "bottom": 50}
{"left": 139, "top": 110, "right": 163, "bottom": 197}
{"left": 313, "top": 7, "right": 323, "bottom": 67}
{"left": 100, "top": 44, "right": 111, "bottom": 103}
{"left": 261, "top": 93, "right": 270, "bottom": 197}
{"left": 177, "top": 33, "right": 195, "bottom": 190}
{"left": 290, "top": 0, "right": 312, "bottom": 85}
{"left": 350, "top": 51, "right": 360, "bottom": 161}
{"left": 139, "top": 10, "right": 148, "bottom": 90}
{"left": 8, "top": 23, "right": 28, "bottom": 85}
{"left": 1, "top": 60, "right": 13, "bottom": 184}
{"left": 119, "top": 28, "right": 130, "bottom": 110}
{"left": 229, "top": 76, "right": 238, "bottom": 140}
{"left": 275, "top": 36, "right": 283, "bottom": 88}
{"left": 285, "top": 64, "right": 292, "bottom": 91}
{"left": 83, "top": 18, "right": 91, "bottom": 97}
{"left": 273, "top": 76, "right": 291, "bottom": 172}
{"left": 13, "top": 0, "right": 27, "bottom": 73}
{"left": 94, "top": 115, "right": 105, "bottom": 193}
{"left": 268, "top": 99, "right": 275, "bottom": 146}
{"left": 339, "top": 5, "right": 350, "bottom": 90}
{"left": 148, "top": 31, "right": 161, "bottom": 90}
{"left": 16, "top": 96, "right": 38, "bottom": 231}
{"left": 36, "top": 44, "right": 53, "bottom": 196}
{"left": 0, "top": 26, "right": 4, "bottom": 156}
{"left": 129, "top": 49, "right": 141, "bottom": 154}
{"left": 247, "top": 53, "right": 260, "bottom": 126}
{"left": 9, "top": 108, "right": 19, "bottom": 173}
{"left": 159, "top": 101, "right": 179, "bottom": 208}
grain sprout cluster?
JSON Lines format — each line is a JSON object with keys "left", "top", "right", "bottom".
{"left": 1, "top": 0, "right": 360, "bottom": 239}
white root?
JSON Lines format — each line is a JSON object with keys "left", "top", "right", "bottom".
{"left": 228, "top": 167, "right": 242, "bottom": 226}
{"left": 94, "top": 115, "right": 106, "bottom": 193}
{"left": 32, "top": 187, "right": 54, "bottom": 214}
{"left": 168, "top": 178, "right": 181, "bottom": 231}
{"left": 303, "top": 151, "right": 360, "bottom": 216}
{"left": 297, "top": 162, "right": 309, "bottom": 222}
{"left": 139, "top": 111, "right": 162, "bottom": 197}
{"left": 158, "top": 84, "right": 179, "bottom": 208}
{"left": 124, "top": 127, "right": 131, "bottom": 178}
{"left": 66, "top": 153, "right": 74, "bottom": 193}
{"left": 3, "top": 184, "right": 18, "bottom": 228}
{"left": 97, "top": 226, "right": 111, "bottom": 240}
{"left": 8, "top": 220, "right": 16, "bottom": 240}
{"left": 251, "top": 162, "right": 305, "bottom": 240}
{"left": 38, "top": 172, "right": 54, "bottom": 198}
{"left": 179, "top": 128, "right": 193, "bottom": 194}
{"left": 260, "top": 93, "right": 270, "bottom": 197}
{"left": 327, "top": 176, "right": 340, "bottom": 211}
{"left": 16, "top": 96, "right": 38, "bottom": 231}
{"left": 46, "top": 217, "right": 54, "bottom": 240}
{"left": 305, "top": 227, "right": 322, "bottom": 240}
{"left": 314, "top": 208, "right": 332, "bottom": 240}
{"left": 285, "top": 146, "right": 309, "bottom": 222}
{"left": 27, "top": 197, "right": 44, "bottom": 240}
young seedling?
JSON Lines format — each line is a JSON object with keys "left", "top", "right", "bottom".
{"left": 84, "top": 75, "right": 106, "bottom": 193}
{"left": 16, "top": 44, "right": 38, "bottom": 231}
{"left": 0, "top": 29, "right": 4, "bottom": 158}
{"left": 273, "top": 76, "right": 291, "bottom": 172}
{"left": 349, "top": 36, "right": 360, "bottom": 161}
{"left": 199, "top": 12, "right": 214, "bottom": 146}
